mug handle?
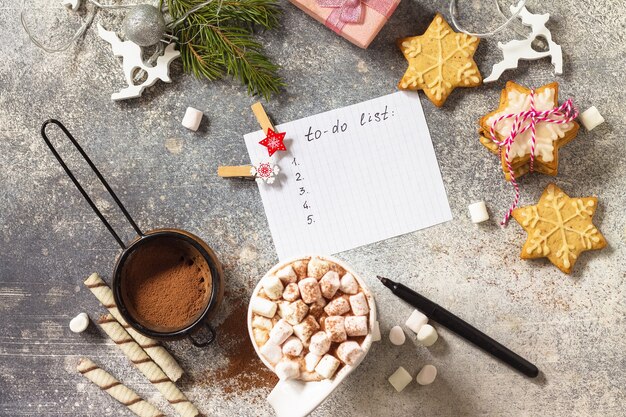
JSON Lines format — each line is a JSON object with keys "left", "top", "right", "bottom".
{"left": 188, "top": 323, "right": 216, "bottom": 347}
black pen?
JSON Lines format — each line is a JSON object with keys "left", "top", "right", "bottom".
{"left": 377, "top": 276, "right": 539, "bottom": 378}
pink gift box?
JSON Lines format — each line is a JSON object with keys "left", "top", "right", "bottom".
{"left": 289, "top": 0, "right": 400, "bottom": 49}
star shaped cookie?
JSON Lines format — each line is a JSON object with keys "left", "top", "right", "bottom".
{"left": 397, "top": 14, "right": 481, "bottom": 107}
{"left": 479, "top": 82, "right": 580, "bottom": 181}
{"left": 512, "top": 184, "right": 607, "bottom": 274}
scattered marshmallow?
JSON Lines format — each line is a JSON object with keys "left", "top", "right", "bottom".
{"left": 260, "top": 342, "right": 282, "bottom": 365}
{"left": 275, "top": 359, "right": 300, "bottom": 380}
{"left": 61, "top": 0, "right": 81, "bottom": 11}
{"left": 405, "top": 310, "right": 428, "bottom": 334}
{"left": 309, "top": 331, "right": 331, "bottom": 356}
{"left": 282, "top": 283, "right": 300, "bottom": 302}
{"left": 315, "top": 354, "right": 340, "bottom": 379}
{"left": 252, "top": 315, "right": 273, "bottom": 331}
{"left": 336, "top": 341, "right": 364, "bottom": 366}
{"left": 253, "top": 328, "right": 269, "bottom": 346}
{"left": 324, "top": 297, "right": 351, "bottom": 316}
{"left": 304, "top": 352, "right": 322, "bottom": 372}
{"left": 389, "top": 325, "right": 406, "bottom": 346}
{"left": 388, "top": 367, "right": 412, "bottom": 392}
{"left": 262, "top": 275, "right": 284, "bottom": 300}
{"left": 319, "top": 271, "right": 340, "bottom": 299}
{"left": 371, "top": 320, "right": 381, "bottom": 342}
{"left": 340, "top": 273, "right": 359, "bottom": 295}
{"left": 345, "top": 316, "right": 368, "bottom": 337}
{"left": 251, "top": 296, "right": 277, "bottom": 318}
{"left": 579, "top": 106, "right": 605, "bottom": 131}
{"left": 416, "top": 364, "right": 437, "bottom": 385}
{"left": 416, "top": 324, "right": 438, "bottom": 347}
{"left": 298, "top": 277, "right": 322, "bottom": 303}
{"left": 468, "top": 201, "right": 489, "bottom": 224}
{"left": 307, "top": 257, "right": 331, "bottom": 279}
{"left": 349, "top": 292, "right": 369, "bottom": 316}
{"left": 282, "top": 336, "right": 304, "bottom": 356}
{"left": 324, "top": 316, "right": 347, "bottom": 343}
{"left": 69, "top": 312, "right": 89, "bottom": 333}
{"left": 284, "top": 300, "right": 309, "bottom": 325}
{"left": 268, "top": 319, "right": 293, "bottom": 345}
{"left": 181, "top": 107, "right": 203, "bottom": 131}
{"left": 293, "top": 315, "right": 320, "bottom": 343}
{"left": 276, "top": 265, "right": 297, "bottom": 284}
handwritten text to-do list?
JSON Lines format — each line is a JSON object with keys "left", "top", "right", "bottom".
{"left": 244, "top": 91, "right": 452, "bottom": 261}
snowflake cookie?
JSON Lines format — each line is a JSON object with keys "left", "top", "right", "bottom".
{"left": 479, "top": 82, "right": 580, "bottom": 181}
{"left": 512, "top": 184, "right": 607, "bottom": 274}
{"left": 397, "top": 13, "right": 481, "bottom": 107}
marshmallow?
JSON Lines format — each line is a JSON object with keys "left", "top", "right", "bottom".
{"left": 308, "top": 297, "right": 327, "bottom": 319}
{"left": 416, "top": 364, "right": 437, "bottom": 385}
{"left": 282, "top": 283, "right": 300, "bottom": 302}
{"left": 251, "top": 296, "right": 277, "bottom": 318}
{"left": 315, "top": 354, "right": 340, "bottom": 379}
{"left": 275, "top": 360, "right": 300, "bottom": 380}
{"left": 181, "top": 107, "right": 203, "bottom": 131}
{"left": 291, "top": 260, "right": 309, "bottom": 279}
{"left": 389, "top": 325, "right": 406, "bottom": 346}
{"left": 319, "top": 271, "right": 341, "bottom": 299}
{"left": 388, "top": 367, "right": 412, "bottom": 392}
{"left": 309, "top": 331, "right": 331, "bottom": 356}
{"left": 293, "top": 316, "right": 320, "bottom": 343}
{"left": 69, "top": 312, "right": 89, "bottom": 333}
{"left": 268, "top": 319, "right": 293, "bottom": 345}
{"left": 345, "top": 316, "right": 368, "bottom": 337}
{"left": 340, "top": 273, "right": 359, "bottom": 295}
{"left": 62, "top": 0, "right": 81, "bottom": 11}
{"left": 253, "top": 328, "right": 269, "bottom": 346}
{"left": 580, "top": 106, "right": 605, "bottom": 131}
{"left": 282, "top": 336, "right": 304, "bottom": 356}
{"left": 324, "top": 297, "right": 351, "bottom": 316}
{"left": 371, "top": 320, "right": 381, "bottom": 342}
{"left": 260, "top": 342, "right": 282, "bottom": 365}
{"left": 252, "top": 315, "right": 273, "bottom": 331}
{"left": 405, "top": 309, "right": 428, "bottom": 334}
{"left": 416, "top": 324, "right": 438, "bottom": 347}
{"left": 324, "top": 316, "right": 347, "bottom": 343}
{"left": 276, "top": 265, "right": 297, "bottom": 284}
{"left": 277, "top": 301, "right": 291, "bottom": 318}
{"left": 284, "top": 300, "right": 309, "bottom": 325}
{"left": 336, "top": 341, "right": 364, "bottom": 366}
{"left": 262, "top": 275, "right": 284, "bottom": 300}
{"left": 468, "top": 201, "right": 489, "bottom": 224}
{"left": 304, "top": 352, "right": 322, "bottom": 372}
{"left": 349, "top": 292, "right": 369, "bottom": 316}
{"left": 298, "top": 277, "right": 322, "bottom": 303}
{"left": 307, "top": 257, "right": 331, "bottom": 280}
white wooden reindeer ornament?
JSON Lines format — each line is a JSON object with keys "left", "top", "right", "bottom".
{"left": 97, "top": 23, "right": 180, "bottom": 101}
{"left": 484, "top": 1, "right": 563, "bottom": 83}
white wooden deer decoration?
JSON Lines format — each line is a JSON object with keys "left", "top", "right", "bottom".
{"left": 97, "top": 23, "right": 180, "bottom": 101}
{"left": 484, "top": 1, "right": 563, "bottom": 83}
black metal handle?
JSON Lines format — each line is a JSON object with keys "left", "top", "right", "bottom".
{"left": 40, "top": 119, "right": 144, "bottom": 249}
{"left": 188, "top": 323, "right": 216, "bottom": 347}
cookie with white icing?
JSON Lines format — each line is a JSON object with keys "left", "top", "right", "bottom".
{"left": 479, "top": 81, "right": 579, "bottom": 181}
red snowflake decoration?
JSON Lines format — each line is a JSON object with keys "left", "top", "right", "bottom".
{"left": 259, "top": 128, "right": 287, "bottom": 157}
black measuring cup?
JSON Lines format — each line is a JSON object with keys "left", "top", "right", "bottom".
{"left": 41, "top": 119, "right": 223, "bottom": 347}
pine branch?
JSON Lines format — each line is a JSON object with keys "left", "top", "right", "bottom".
{"left": 166, "top": 0, "right": 284, "bottom": 99}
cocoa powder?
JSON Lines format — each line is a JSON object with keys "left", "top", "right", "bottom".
{"left": 121, "top": 237, "right": 212, "bottom": 331}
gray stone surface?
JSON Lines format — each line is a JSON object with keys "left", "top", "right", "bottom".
{"left": 1, "top": 0, "right": 625, "bottom": 416}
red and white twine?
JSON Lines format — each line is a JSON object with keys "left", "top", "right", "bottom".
{"left": 489, "top": 89, "right": 578, "bottom": 225}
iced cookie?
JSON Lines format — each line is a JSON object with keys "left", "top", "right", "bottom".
{"left": 397, "top": 13, "right": 481, "bottom": 107}
{"left": 512, "top": 184, "right": 607, "bottom": 274}
{"left": 479, "top": 82, "right": 580, "bottom": 181}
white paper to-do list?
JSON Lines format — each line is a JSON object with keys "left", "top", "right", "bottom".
{"left": 244, "top": 91, "right": 452, "bottom": 260}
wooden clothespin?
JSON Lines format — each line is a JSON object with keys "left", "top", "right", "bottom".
{"left": 218, "top": 102, "right": 275, "bottom": 180}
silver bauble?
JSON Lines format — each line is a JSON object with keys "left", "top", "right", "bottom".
{"left": 122, "top": 4, "right": 167, "bottom": 47}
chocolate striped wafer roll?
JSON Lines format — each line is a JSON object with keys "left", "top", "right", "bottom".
{"left": 84, "top": 273, "right": 184, "bottom": 382}
{"left": 77, "top": 357, "right": 164, "bottom": 417}
{"left": 98, "top": 314, "right": 200, "bottom": 417}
